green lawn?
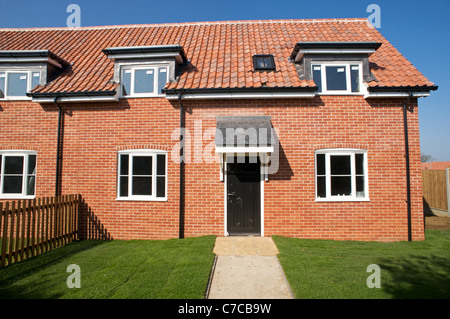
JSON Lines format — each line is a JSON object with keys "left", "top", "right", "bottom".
{"left": 0, "top": 236, "right": 216, "bottom": 299}
{"left": 273, "top": 230, "right": 450, "bottom": 299}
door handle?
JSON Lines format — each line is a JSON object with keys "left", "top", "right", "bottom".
{"left": 228, "top": 192, "right": 235, "bottom": 196}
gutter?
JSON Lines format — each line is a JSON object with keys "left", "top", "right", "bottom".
{"left": 163, "top": 86, "right": 318, "bottom": 100}
{"left": 28, "top": 90, "right": 118, "bottom": 103}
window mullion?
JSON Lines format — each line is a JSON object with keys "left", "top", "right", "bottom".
{"left": 22, "top": 155, "right": 28, "bottom": 196}
{"left": 346, "top": 65, "right": 351, "bottom": 93}
{"left": 130, "top": 69, "right": 135, "bottom": 96}
{"left": 0, "top": 155, "right": 3, "bottom": 194}
{"left": 350, "top": 153, "right": 356, "bottom": 198}
{"left": 325, "top": 153, "right": 331, "bottom": 198}
{"left": 152, "top": 153, "right": 156, "bottom": 198}
{"left": 129, "top": 155, "right": 133, "bottom": 197}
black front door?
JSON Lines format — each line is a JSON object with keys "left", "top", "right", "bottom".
{"left": 227, "top": 157, "right": 261, "bottom": 235}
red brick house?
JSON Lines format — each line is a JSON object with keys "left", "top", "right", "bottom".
{"left": 0, "top": 19, "right": 437, "bottom": 241}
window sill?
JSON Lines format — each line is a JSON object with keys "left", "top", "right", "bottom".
{"left": 0, "top": 97, "right": 32, "bottom": 101}
{"left": 315, "top": 197, "right": 370, "bottom": 202}
{"left": 116, "top": 197, "right": 167, "bottom": 202}
{"left": 315, "top": 92, "right": 365, "bottom": 96}
{"left": 0, "top": 195, "right": 35, "bottom": 200}
{"left": 119, "top": 94, "right": 166, "bottom": 99}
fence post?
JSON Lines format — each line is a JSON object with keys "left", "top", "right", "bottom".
{"left": 446, "top": 168, "right": 450, "bottom": 217}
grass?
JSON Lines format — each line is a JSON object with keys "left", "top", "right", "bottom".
{"left": 0, "top": 236, "right": 216, "bottom": 299}
{"left": 273, "top": 229, "right": 450, "bottom": 299}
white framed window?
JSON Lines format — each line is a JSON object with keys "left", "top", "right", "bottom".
{"left": 0, "top": 151, "right": 37, "bottom": 199}
{"left": 315, "top": 149, "right": 369, "bottom": 202}
{"left": 117, "top": 150, "right": 167, "bottom": 201}
{"left": 311, "top": 62, "right": 365, "bottom": 95}
{"left": 0, "top": 70, "right": 41, "bottom": 100}
{"left": 120, "top": 65, "right": 168, "bottom": 98}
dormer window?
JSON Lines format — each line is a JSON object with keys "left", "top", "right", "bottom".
{"left": 102, "top": 45, "right": 187, "bottom": 99}
{"left": 312, "top": 63, "right": 362, "bottom": 94}
{"left": 0, "top": 50, "right": 70, "bottom": 101}
{"left": 121, "top": 65, "right": 168, "bottom": 97}
{"left": 0, "top": 70, "right": 41, "bottom": 99}
{"left": 290, "top": 42, "right": 381, "bottom": 95}
{"left": 253, "top": 55, "right": 275, "bottom": 71}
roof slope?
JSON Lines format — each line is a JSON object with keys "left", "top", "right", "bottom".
{"left": 0, "top": 19, "right": 436, "bottom": 95}
{"left": 422, "top": 162, "right": 450, "bottom": 170}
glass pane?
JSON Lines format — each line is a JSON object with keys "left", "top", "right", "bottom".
{"left": 132, "top": 176, "right": 152, "bottom": 196}
{"left": 157, "top": 154, "right": 166, "bottom": 176}
{"left": 0, "top": 72, "right": 5, "bottom": 98}
{"left": 31, "top": 72, "right": 40, "bottom": 90}
{"left": 158, "top": 67, "right": 168, "bottom": 94}
{"left": 355, "top": 154, "right": 364, "bottom": 175}
{"left": 264, "top": 57, "right": 273, "bottom": 69}
{"left": 156, "top": 176, "right": 165, "bottom": 198}
{"left": 257, "top": 58, "right": 266, "bottom": 69}
{"left": 356, "top": 176, "right": 365, "bottom": 197}
{"left": 132, "top": 156, "right": 152, "bottom": 176}
{"left": 350, "top": 65, "right": 360, "bottom": 92}
{"left": 120, "top": 154, "right": 129, "bottom": 175}
{"left": 331, "top": 176, "right": 351, "bottom": 196}
{"left": 7, "top": 72, "right": 28, "bottom": 96}
{"left": 326, "top": 66, "right": 347, "bottom": 91}
{"left": 122, "top": 69, "right": 131, "bottom": 96}
{"left": 317, "top": 176, "right": 326, "bottom": 198}
{"left": 26, "top": 175, "right": 35, "bottom": 195}
{"left": 3, "top": 176, "right": 23, "bottom": 194}
{"left": 330, "top": 155, "right": 350, "bottom": 175}
{"left": 316, "top": 153, "right": 325, "bottom": 176}
{"left": 134, "top": 69, "right": 154, "bottom": 94}
{"left": 119, "top": 176, "right": 128, "bottom": 197}
{"left": 4, "top": 156, "right": 24, "bottom": 174}
{"left": 28, "top": 155, "right": 36, "bottom": 174}
{"left": 312, "top": 65, "right": 322, "bottom": 92}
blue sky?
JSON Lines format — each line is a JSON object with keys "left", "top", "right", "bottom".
{"left": 1, "top": 0, "right": 449, "bottom": 160}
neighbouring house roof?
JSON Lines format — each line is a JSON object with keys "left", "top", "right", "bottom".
{"left": 421, "top": 162, "right": 450, "bottom": 170}
{"left": 0, "top": 18, "right": 437, "bottom": 96}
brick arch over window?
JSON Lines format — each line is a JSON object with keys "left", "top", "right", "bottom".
{"left": 313, "top": 143, "right": 369, "bottom": 151}
{"left": 0, "top": 145, "right": 39, "bottom": 152}
{"left": 116, "top": 144, "right": 170, "bottom": 152}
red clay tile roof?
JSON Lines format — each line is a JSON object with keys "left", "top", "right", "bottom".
{"left": 422, "top": 162, "right": 450, "bottom": 170}
{"left": 0, "top": 19, "right": 436, "bottom": 95}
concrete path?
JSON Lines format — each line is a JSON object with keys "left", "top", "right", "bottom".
{"left": 207, "top": 237, "right": 294, "bottom": 299}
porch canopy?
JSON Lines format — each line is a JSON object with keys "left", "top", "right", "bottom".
{"left": 215, "top": 116, "right": 274, "bottom": 154}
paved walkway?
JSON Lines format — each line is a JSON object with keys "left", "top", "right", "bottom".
{"left": 207, "top": 236, "right": 294, "bottom": 299}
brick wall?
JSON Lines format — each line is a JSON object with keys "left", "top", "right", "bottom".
{"left": 0, "top": 95, "right": 424, "bottom": 241}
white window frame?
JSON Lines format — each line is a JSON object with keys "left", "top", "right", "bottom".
{"left": 315, "top": 149, "right": 369, "bottom": 202}
{"left": 311, "top": 61, "right": 366, "bottom": 95}
{"left": 0, "top": 150, "right": 37, "bottom": 199}
{"left": 0, "top": 70, "right": 41, "bottom": 100}
{"left": 116, "top": 149, "right": 168, "bottom": 201}
{"left": 119, "top": 64, "right": 168, "bottom": 98}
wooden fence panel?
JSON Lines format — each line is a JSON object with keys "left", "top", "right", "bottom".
{"left": 422, "top": 170, "right": 448, "bottom": 211}
{"left": 0, "top": 194, "right": 80, "bottom": 267}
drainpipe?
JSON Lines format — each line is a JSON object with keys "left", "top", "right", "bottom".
{"left": 403, "top": 93, "right": 413, "bottom": 241}
{"left": 54, "top": 96, "right": 63, "bottom": 198}
{"left": 178, "top": 94, "right": 185, "bottom": 239}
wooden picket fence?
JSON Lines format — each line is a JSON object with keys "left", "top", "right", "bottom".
{"left": 0, "top": 194, "right": 80, "bottom": 267}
